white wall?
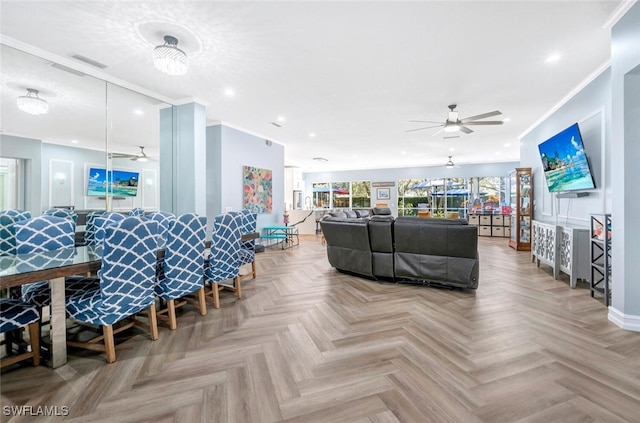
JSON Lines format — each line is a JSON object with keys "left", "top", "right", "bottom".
{"left": 610, "top": 3, "right": 640, "bottom": 328}
{"left": 206, "top": 124, "right": 285, "bottom": 233}
{"left": 520, "top": 68, "right": 611, "bottom": 225}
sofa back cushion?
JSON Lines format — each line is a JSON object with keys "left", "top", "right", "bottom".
{"left": 320, "top": 219, "right": 373, "bottom": 277}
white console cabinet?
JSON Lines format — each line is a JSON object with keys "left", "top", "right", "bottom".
{"left": 531, "top": 220, "right": 590, "bottom": 288}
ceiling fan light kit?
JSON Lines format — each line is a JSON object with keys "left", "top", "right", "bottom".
{"left": 17, "top": 88, "right": 49, "bottom": 115}
{"left": 446, "top": 156, "right": 455, "bottom": 168}
{"left": 153, "top": 35, "right": 188, "bottom": 76}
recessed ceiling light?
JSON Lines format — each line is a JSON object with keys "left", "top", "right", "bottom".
{"left": 449, "top": 147, "right": 455, "bottom": 152}
{"left": 224, "top": 88, "right": 235, "bottom": 97}
{"left": 503, "top": 118, "right": 511, "bottom": 122}
{"left": 71, "top": 139, "right": 79, "bottom": 144}
{"left": 504, "top": 142, "right": 511, "bottom": 147}
{"left": 401, "top": 151, "right": 406, "bottom": 155}
{"left": 309, "top": 133, "right": 316, "bottom": 137}
{"left": 545, "top": 54, "right": 561, "bottom": 63}
{"left": 496, "top": 151, "right": 502, "bottom": 155}
{"left": 134, "top": 109, "right": 144, "bottom": 115}
{"left": 277, "top": 116, "right": 285, "bottom": 122}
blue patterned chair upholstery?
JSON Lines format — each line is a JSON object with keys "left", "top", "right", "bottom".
{"left": 42, "top": 208, "right": 78, "bottom": 225}
{"left": 129, "top": 207, "right": 145, "bottom": 217}
{"left": 93, "top": 212, "right": 126, "bottom": 244}
{"left": 0, "top": 210, "right": 32, "bottom": 256}
{"left": 204, "top": 213, "right": 243, "bottom": 309}
{"left": 238, "top": 209, "right": 257, "bottom": 282}
{"left": 146, "top": 211, "right": 176, "bottom": 240}
{"left": 65, "top": 217, "right": 159, "bottom": 363}
{"left": 155, "top": 213, "right": 207, "bottom": 330}
{"left": 15, "top": 216, "right": 84, "bottom": 308}
{"left": 0, "top": 299, "right": 40, "bottom": 368}
{"left": 83, "top": 210, "right": 106, "bottom": 246}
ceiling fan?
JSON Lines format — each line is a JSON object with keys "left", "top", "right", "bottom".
{"left": 109, "top": 146, "right": 154, "bottom": 162}
{"left": 445, "top": 156, "right": 460, "bottom": 168}
{"left": 407, "top": 104, "right": 503, "bottom": 136}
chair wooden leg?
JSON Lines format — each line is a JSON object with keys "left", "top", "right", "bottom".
{"left": 235, "top": 277, "right": 242, "bottom": 299}
{"left": 103, "top": 325, "right": 116, "bottom": 363}
{"left": 28, "top": 322, "right": 40, "bottom": 366}
{"left": 5, "top": 330, "right": 14, "bottom": 355}
{"left": 213, "top": 283, "right": 220, "bottom": 309}
{"left": 197, "top": 287, "right": 207, "bottom": 316}
{"left": 251, "top": 261, "right": 257, "bottom": 279}
{"left": 167, "top": 299, "right": 177, "bottom": 331}
{"left": 148, "top": 303, "right": 159, "bottom": 341}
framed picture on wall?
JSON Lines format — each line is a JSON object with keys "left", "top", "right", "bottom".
{"left": 376, "top": 188, "right": 390, "bottom": 200}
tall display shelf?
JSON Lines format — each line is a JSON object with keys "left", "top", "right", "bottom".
{"left": 509, "top": 167, "right": 532, "bottom": 251}
{"left": 590, "top": 214, "right": 612, "bottom": 306}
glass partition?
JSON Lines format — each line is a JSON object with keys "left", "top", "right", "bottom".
{"left": 0, "top": 43, "right": 174, "bottom": 217}
{"left": 0, "top": 43, "right": 107, "bottom": 214}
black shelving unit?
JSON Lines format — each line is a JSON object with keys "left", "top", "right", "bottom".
{"left": 590, "top": 214, "right": 611, "bottom": 306}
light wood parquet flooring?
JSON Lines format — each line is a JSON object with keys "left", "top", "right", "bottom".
{"left": 1, "top": 236, "right": 639, "bottom": 422}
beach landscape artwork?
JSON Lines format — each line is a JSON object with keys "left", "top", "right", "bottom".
{"left": 243, "top": 166, "right": 272, "bottom": 213}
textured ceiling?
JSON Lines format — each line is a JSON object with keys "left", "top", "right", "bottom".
{"left": 0, "top": 1, "right": 624, "bottom": 171}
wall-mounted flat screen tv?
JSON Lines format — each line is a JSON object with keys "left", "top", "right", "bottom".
{"left": 87, "top": 167, "right": 139, "bottom": 197}
{"left": 537, "top": 123, "right": 595, "bottom": 193}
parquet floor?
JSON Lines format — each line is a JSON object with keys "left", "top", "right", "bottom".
{"left": 1, "top": 236, "right": 639, "bottom": 422}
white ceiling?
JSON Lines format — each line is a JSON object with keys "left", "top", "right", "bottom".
{"left": 0, "top": 1, "right": 626, "bottom": 171}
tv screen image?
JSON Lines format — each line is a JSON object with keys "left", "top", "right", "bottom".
{"left": 86, "top": 168, "right": 139, "bottom": 197}
{"left": 537, "top": 123, "right": 595, "bottom": 192}
{"left": 87, "top": 167, "right": 108, "bottom": 196}
{"left": 111, "top": 169, "right": 139, "bottom": 197}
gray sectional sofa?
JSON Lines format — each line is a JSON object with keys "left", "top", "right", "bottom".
{"left": 320, "top": 208, "right": 479, "bottom": 289}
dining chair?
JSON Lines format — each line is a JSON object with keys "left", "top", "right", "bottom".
{"left": 92, "top": 212, "right": 126, "bottom": 245}
{"left": 129, "top": 207, "right": 145, "bottom": 217}
{"left": 146, "top": 211, "right": 176, "bottom": 239}
{"left": 83, "top": 210, "right": 106, "bottom": 246}
{"left": 0, "top": 298, "right": 40, "bottom": 368}
{"left": 42, "top": 207, "right": 78, "bottom": 225}
{"left": 204, "top": 213, "right": 243, "bottom": 309}
{"left": 0, "top": 210, "right": 32, "bottom": 257}
{"left": 15, "top": 216, "right": 79, "bottom": 308}
{"left": 155, "top": 213, "right": 207, "bottom": 330}
{"left": 65, "top": 217, "right": 159, "bottom": 363}
{"left": 238, "top": 209, "right": 257, "bottom": 282}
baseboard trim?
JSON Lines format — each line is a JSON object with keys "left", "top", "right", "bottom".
{"left": 608, "top": 307, "right": 640, "bottom": 332}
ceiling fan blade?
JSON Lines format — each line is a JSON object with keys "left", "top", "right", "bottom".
{"left": 464, "top": 121, "right": 504, "bottom": 125}
{"left": 431, "top": 127, "right": 445, "bottom": 136}
{"left": 443, "top": 135, "right": 460, "bottom": 139}
{"left": 459, "top": 126, "right": 474, "bottom": 134}
{"left": 406, "top": 124, "right": 443, "bottom": 133}
{"left": 460, "top": 110, "right": 501, "bottom": 123}
{"left": 408, "top": 120, "right": 443, "bottom": 124}
{"left": 109, "top": 153, "right": 134, "bottom": 158}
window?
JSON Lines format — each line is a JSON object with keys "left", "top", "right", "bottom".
{"left": 312, "top": 182, "right": 330, "bottom": 208}
{"left": 332, "top": 182, "right": 350, "bottom": 208}
{"left": 351, "top": 181, "right": 371, "bottom": 208}
{"left": 397, "top": 178, "right": 428, "bottom": 216}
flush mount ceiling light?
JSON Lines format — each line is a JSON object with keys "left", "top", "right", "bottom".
{"left": 153, "top": 35, "right": 188, "bottom": 76}
{"left": 17, "top": 88, "right": 49, "bottom": 115}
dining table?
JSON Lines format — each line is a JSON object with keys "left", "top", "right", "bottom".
{"left": 0, "top": 232, "right": 259, "bottom": 368}
{"left": 0, "top": 246, "right": 102, "bottom": 368}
